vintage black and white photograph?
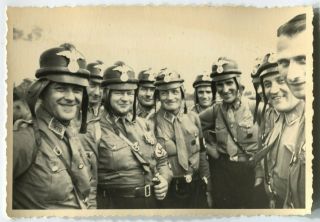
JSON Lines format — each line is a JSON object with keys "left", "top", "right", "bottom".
{"left": 6, "top": 5, "right": 313, "bottom": 217}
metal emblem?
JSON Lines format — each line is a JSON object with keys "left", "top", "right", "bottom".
{"left": 120, "top": 73, "right": 129, "bottom": 82}
{"left": 252, "top": 68, "right": 257, "bottom": 75}
{"left": 144, "top": 132, "right": 155, "bottom": 145}
{"left": 185, "top": 174, "right": 192, "bottom": 183}
{"left": 155, "top": 143, "right": 167, "bottom": 158}
{"left": 202, "top": 74, "right": 211, "bottom": 81}
{"left": 216, "top": 59, "right": 228, "bottom": 74}
{"left": 113, "top": 65, "right": 132, "bottom": 82}
{"left": 132, "top": 142, "right": 140, "bottom": 151}
{"left": 148, "top": 73, "right": 156, "bottom": 81}
{"left": 268, "top": 54, "right": 276, "bottom": 63}
{"left": 57, "top": 48, "right": 83, "bottom": 73}
{"left": 48, "top": 118, "right": 66, "bottom": 139}
{"left": 164, "top": 73, "right": 171, "bottom": 82}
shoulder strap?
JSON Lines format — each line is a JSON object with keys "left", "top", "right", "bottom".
{"left": 218, "top": 105, "right": 246, "bottom": 154}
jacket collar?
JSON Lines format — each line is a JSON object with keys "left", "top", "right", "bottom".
{"left": 222, "top": 97, "right": 241, "bottom": 111}
{"left": 160, "top": 107, "right": 184, "bottom": 123}
{"left": 36, "top": 105, "right": 69, "bottom": 140}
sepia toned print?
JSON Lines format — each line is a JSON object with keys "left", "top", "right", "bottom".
{"left": 6, "top": 6, "right": 313, "bottom": 217}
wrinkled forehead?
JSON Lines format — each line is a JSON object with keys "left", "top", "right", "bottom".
{"left": 277, "top": 31, "right": 307, "bottom": 59}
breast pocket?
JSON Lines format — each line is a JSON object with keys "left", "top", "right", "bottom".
{"left": 237, "top": 119, "right": 257, "bottom": 144}
{"left": 99, "top": 134, "right": 134, "bottom": 171}
{"left": 215, "top": 120, "right": 228, "bottom": 147}
{"left": 45, "top": 158, "right": 74, "bottom": 202}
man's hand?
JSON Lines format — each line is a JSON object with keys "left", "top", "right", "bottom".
{"left": 153, "top": 175, "right": 168, "bottom": 200}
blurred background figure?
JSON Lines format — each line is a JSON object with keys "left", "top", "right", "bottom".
{"left": 13, "top": 78, "right": 33, "bottom": 129}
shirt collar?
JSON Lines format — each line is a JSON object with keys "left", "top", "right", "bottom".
{"left": 137, "top": 102, "right": 153, "bottom": 115}
{"left": 105, "top": 111, "right": 133, "bottom": 124}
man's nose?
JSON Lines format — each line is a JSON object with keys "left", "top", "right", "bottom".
{"left": 64, "top": 89, "right": 76, "bottom": 101}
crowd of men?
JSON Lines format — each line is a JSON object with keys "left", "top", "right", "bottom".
{"left": 12, "top": 13, "right": 306, "bottom": 209}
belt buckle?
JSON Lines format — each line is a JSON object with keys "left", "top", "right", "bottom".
{"left": 144, "top": 184, "right": 151, "bottom": 197}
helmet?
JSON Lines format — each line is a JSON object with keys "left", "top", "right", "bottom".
{"left": 192, "top": 72, "right": 212, "bottom": 88}
{"left": 102, "top": 61, "right": 138, "bottom": 120}
{"left": 86, "top": 60, "right": 104, "bottom": 84}
{"left": 138, "top": 68, "right": 157, "bottom": 88}
{"left": 36, "top": 43, "right": 89, "bottom": 87}
{"left": 28, "top": 43, "right": 90, "bottom": 133}
{"left": 258, "top": 53, "right": 279, "bottom": 80}
{"left": 101, "top": 61, "right": 138, "bottom": 90}
{"left": 154, "top": 68, "right": 184, "bottom": 91}
{"left": 258, "top": 53, "right": 279, "bottom": 117}
{"left": 192, "top": 72, "right": 213, "bottom": 108}
{"left": 211, "top": 57, "right": 241, "bottom": 82}
{"left": 154, "top": 68, "right": 187, "bottom": 114}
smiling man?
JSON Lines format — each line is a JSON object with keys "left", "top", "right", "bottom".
{"left": 12, "top": 43, "right": 94, "bottom": 209}
{"left": 154, "top": 68, "right": 212, "bottom": 209}
{"left": 191, "top": 73, "right": 213, "bottom": 114}
{"left": 258, "top": 53, "right": 305, "bottom": 208}
{"left": 200, "top": 57, "right": 261, "bottom": 209}
{"left": 277, "top": 14, "right": 306, "bottom": 100}
{"left": 96, "top": 62, "right": 172, "bottom": 209}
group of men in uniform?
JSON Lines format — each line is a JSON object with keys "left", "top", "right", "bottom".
{"left": 12, "top": 13, "right": 307, "bottom": 209}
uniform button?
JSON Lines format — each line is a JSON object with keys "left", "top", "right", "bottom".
{"left": 78, "top": 163, "right": 84, "bottom": 169}
{"left": 52, "top": 165, "right": 59, "bottom": 172}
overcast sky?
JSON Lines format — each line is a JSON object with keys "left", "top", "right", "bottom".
{"left": 7, "top": 6, "right": 310, "bottom": 93}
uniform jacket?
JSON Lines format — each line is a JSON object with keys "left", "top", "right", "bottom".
{"left": 263, "top": 100, "right": 305, "bottom": 207}
{"left": 13, "top": 105, "right": 93, "bottom": 209}
{"left": 97, "top": 112, "right": 172, "bottom": 188}
{"left": 200, "top": 97, "right": 262, "bottom": 177}
{"left": 154, "top": 108, "right": 210, "bottom": 179}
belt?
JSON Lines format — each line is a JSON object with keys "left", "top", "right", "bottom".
{"left": 100, "top": 184, "right": 154, "bottom": 198}
{"left": 219, "top": 152, "right": 249, "bottom": 162}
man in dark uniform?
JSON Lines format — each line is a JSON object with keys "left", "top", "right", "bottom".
{"left": 136, "top": 68, "right": 157, "bottom": 120}
{"left": 77, "top": 60, "right": 105, "bottom": 208}
{"left": 154, "top": 68, "right": 212, "bottom": 208}
{"left": 199, "top": 57, "right": 261, "bottom": 208}
{"left": 86, "top": 60, "right": 104, "bottom": 120}
{"left": 258, "top": 53, "right": 304, "bottom": 208}
{"left": 96, "top": 62, "right": 172, "bottom": 209}
{"left": 12, "top": 43, "right": 95, "bottom": 209}
{"left": 191, "top": 73, "right": 213, "bottom": 114}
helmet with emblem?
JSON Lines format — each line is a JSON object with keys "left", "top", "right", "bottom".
{"left": 257, "top": 53, "right": 279, "bottom": 100}
{"left": 27, "top": 43, "right": 90, "bottom": 133}
{"left": 138, "top": 68, "right": 157, "bottom": 88}
{"left": 154, "top": 67, "right": 184, "bottom": 90}
{"left": 192, "top": 72, "right": 213, "bottom": 108}
{"left": 211, "top": 57, "right": 243, "bottom": 91}
{"left": 101, "top": 61, "right": 139, "bottom": 120}
{"left": 86, "top": 60, "right": 104, "bottom": 84}
{"left": 154, "top": 68, "right": 188, "bottom": 113}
